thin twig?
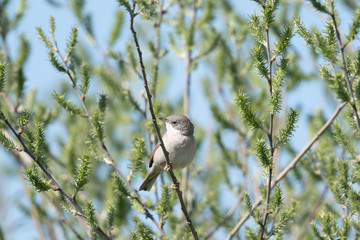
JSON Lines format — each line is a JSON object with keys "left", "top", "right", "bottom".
{"left": 329, "top": 0, "right": 360, "bottom": 130}
{"left": 226, "top": 102, "right": 347, "bottom": 240}
{"left": 128, "top": 2, "right": 199, "bottom": 239}
{"left": 259, "top": 24, "right": 275, "bottom": 240}
{"left": 182, "top": 0, "right": 198, "bottom": 213}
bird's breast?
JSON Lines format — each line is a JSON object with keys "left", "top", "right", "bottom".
{"left": 166, "top": 134, "right": 196, "bottom": 169}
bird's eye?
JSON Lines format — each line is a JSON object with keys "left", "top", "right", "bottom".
{"left": 171, "top": 121, "right": 177, "bottom": 125}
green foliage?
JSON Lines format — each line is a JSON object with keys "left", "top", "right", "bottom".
{"left": 109, "top": 9, "right": 124, "bottom": 46}
{"left": 262, "top": 0, "right": 279, "bottom": 28}
{"left": 295, "top": 18, "right": 315, "bottom": 46}
{"left": 276, "top": 108, "right": 299, "bottom": 146}
{"left": 0, "top": 63, "right": 6, "bottom": 92}
{"left": 48, "top": 50, "right": 66, "bottom": 73}
{"left": 245, "top": 227, "right": 258, "bottom": 240}
{"left": 252, "top": 45, "right": 269, "bottom": 80}
{"left": 271, "top": 208, "right": 293, "bottom": 237}
{"left": 243, "top": 192, "right": 260, "bottom": 222}
{"left": 329, "top": 72, "right": 349, "bottom": 102}
{"left": 320, "top": 66, "right": 350, "bottom": 102}
{"left": 117, "top": 0, "right": 132, "bottom": 14}
{"left": 36, "top": 27, "right": 53, "bottom": 50}
{"left": 65, "top": 26, "right": 78, "bottom": 62}
{"left": 255, "top": 138, "right": 271, "bottom": 168}
{"left": 9, "top": 0, "right": 26, "bottom": 30}
{"left": 85, "top": 200, "right": 98, "bottom": 228}
{"left": 53, "top": 92, "right": 81, "bottom": 115}
{"left": 235, "top": 91, "right": 263, "bottom": 130}
{"left": 273, "top": 26, "right": 293, "bottom": 56}
{"left": 126, "top": 43, "right": 137, "bottom": 72}
{"left": 307, "top": 0, "right": 329, "bottom": 14}
{"left": 0, "top": 131, "right": 15, "bottom": 151}
{"left": 123, "top": 89, "right": 144, "bottom": 114}
{"left": 211, "top": 105, "right": 237, "bottom": 130}
{"left": 332, "top": 122, "right": 356, "bottom": 158}
{"left": 74, "top": 152, "right": 92, "bottom": 191}
{"left": 270, "top": 58, "right": 288, "bottom": 113}
{"left": 16, "top": 35, "right": 30, "bottom": 67}
{"left": 17, "top": 110, "right": 32, "bottom": 127}
{"left": 128, "top": 134, "right": 146, "bottom": 180}
{"left": 347, "top": 9, "right": 360, "bottom": 42}
{"left": 270, "top": 186, "right": 283, "bottom": 212}
{"left": 91, "top": 110, "right": 105, "bottom": 142}
{"left": 71, "top": 0, "right": 84, "bottom": 19}
{"left": 33, "top": 122, "right": 46, "bottom": 161}
{"left": 158, "top": 184, "right": 171, "bottom": 227}
{"left": 49, "top": 16, "right": 56, "bottom": 38}
{"left": 314, "top": 211, "right": 337, "bottom": 238}
{"left": 106, "top": 205, "right": 115, "bottom": 233}
{"left": 24, "top": 166, "right": 52, "bottom": 192}
{"left": 112, "top": 173, "right": 130, "bottom": 197}
{"left": 130, "top": 217, "right": 154, "bottom": 240}
{"left": 249, "top": 14, "right": 265, "bottom": 44}
{"left": 98, "top": 94, "right": 108, "bottom": 113}
{"left": 58, "top": 191, "right": 72, "bottom": 214}
{"left": 15, "top": 67, "right": 25, "bottom": 100}
{"left": 80, "top": 62, "right": 90, "bottom": 97}
{"left": 332, "top": 159, "right": 350, "bottom": 204}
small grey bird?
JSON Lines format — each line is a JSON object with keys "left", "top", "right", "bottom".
{"left": 139, "top": 114, "right": 196, "bottom": 191}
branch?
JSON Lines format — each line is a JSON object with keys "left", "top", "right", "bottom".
{"left": 1, "top": 115, "right": 111, "bottom": 240}
{"left": 329, "top": 0, "right": 360, "bottom": 130}
{"left": 226, "top": 102, "right": 346, "bottom": 240}
{"left": 128, "top": 2, "right": 199, "bottom": 239}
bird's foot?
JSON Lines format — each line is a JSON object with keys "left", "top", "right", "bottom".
{"left": 171, "top": 181, "right": 180, "bottom": 190}
{"left": 164, "top": 162, "right": 173, "bottom": 171}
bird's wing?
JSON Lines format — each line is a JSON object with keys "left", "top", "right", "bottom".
{"left": 149, "top": 131, "right": 167, "bottom": 168}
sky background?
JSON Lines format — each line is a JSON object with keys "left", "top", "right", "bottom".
{"left": 0, "top": 0, "right": 356, "bottom": 239}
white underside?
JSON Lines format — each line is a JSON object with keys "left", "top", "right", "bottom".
{"left": 152, "top": 123, "right": 196, "bottom": 170}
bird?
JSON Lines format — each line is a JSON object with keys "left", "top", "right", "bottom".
{"left": 139, "top": 114, "right": 196, "bottom": 191}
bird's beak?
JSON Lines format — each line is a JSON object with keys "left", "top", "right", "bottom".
{"left": 159, "top": 117, "right": 168, "bottom": 122}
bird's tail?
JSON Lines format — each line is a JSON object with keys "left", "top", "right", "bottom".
{"left": 139, "top": 168, "right": 161, "bottom": 191}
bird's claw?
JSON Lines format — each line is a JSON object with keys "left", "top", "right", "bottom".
{"left": 164, "top": 162, "right": 173, "bottom": 171}
{"left": 171, "top": 182, "right": 179, "bottom": 190}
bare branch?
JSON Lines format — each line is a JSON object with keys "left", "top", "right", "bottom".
{"left": 127, "top": 2, "right": 199, "bottom": 239}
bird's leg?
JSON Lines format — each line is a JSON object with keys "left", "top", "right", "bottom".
{"left": 164, "top": 162, "right": 179, "bottom": 189}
